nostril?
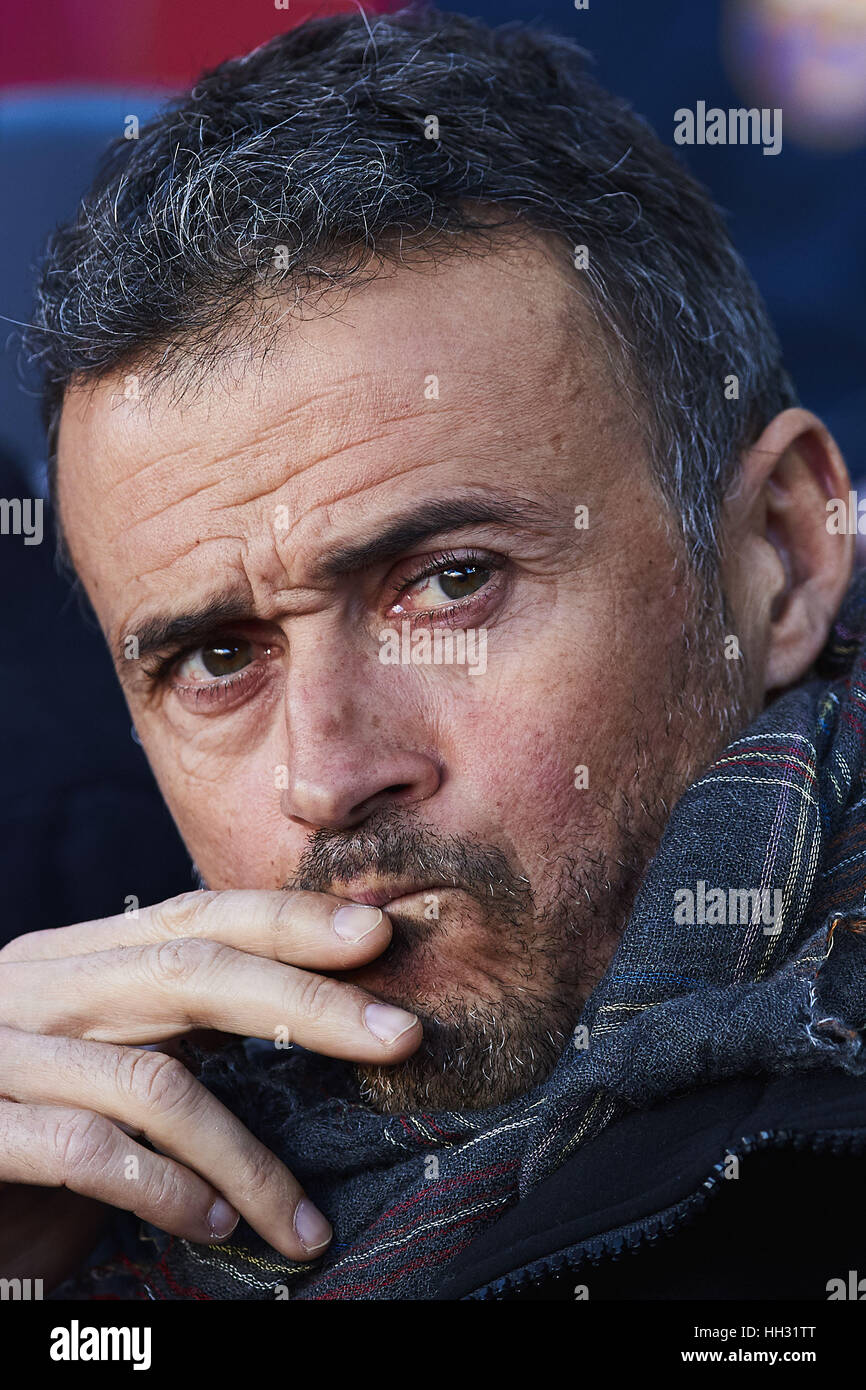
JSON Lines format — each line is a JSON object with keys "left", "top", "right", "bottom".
{"left": 355, "top": 784, "right": 412, "bottom": 818}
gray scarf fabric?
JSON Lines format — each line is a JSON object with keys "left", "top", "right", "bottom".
{"left": 59, "top": 572, "right": 866, "bottom": 1300}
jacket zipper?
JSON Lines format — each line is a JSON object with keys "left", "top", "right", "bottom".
{"left": 467, "top": 1125, "right": 866, "bottom": 1299}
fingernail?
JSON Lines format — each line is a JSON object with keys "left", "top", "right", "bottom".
{"left": 207, "top": 1198, "right": 239, "bottom": 1241}
{"left": 364, "top": 1001, "right": 419, "bottom": 1044}
{"left": 333, "top": 904, "right": 383, "bottom": 942}
{"left": 294, "top": 1198, "right": 332, "bottom": 1254}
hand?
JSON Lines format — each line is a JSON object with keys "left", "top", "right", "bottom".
{"left": 0, "top": 889, "right": 420, "bottom": 1285}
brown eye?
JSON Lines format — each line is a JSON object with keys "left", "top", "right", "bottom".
{"left": 175, "top": 637, "right": 257, "bottom": 684}
{"left": 438, "top": 565, "right": 490, "bottom": 601}
{"left": 201, "top": 638, "right": 253, "bottom": 677}
{"left": 391, "top": 553, "right": 502, "bottom": 619}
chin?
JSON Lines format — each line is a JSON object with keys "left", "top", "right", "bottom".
{"left": 351, "top": 962, "right": 575, "bottom": 1115}
{"left": 354, "top": 1026, "right": 558, "bottom": 1113}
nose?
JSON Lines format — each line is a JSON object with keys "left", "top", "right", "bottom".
{"left": 279, "top": 667, "right": 441, "bottom": 833}
{"left": 282, "top": 747, "right": 440, "bottom": 831}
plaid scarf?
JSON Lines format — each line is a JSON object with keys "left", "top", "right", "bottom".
{"left": 58, "top": 572, "right": 866, "bottom": 1300}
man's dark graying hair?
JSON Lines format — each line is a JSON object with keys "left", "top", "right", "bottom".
{"left": 25, "top": 3, "right": 797, "bottom": 575}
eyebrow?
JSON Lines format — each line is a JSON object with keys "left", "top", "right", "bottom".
{"left": 121, "top": 594, "right": 256, "bottom": 666}
{"left": 310, "top": 494, "right": 544, "bottom": 582}
{"left": 118, "top": 492, "right": 548, "bottom": 665}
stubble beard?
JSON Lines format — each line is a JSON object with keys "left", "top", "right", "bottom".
{"left": 286, "top": 577, "right": 753, "bottom": 1115}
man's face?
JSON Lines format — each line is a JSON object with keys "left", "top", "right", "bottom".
{"left": 57, "top": 240, "right": 750, "bottom": 1110}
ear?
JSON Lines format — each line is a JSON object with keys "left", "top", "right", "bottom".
{"left": 719, "top": 408, "right": 854, "bottom": 695}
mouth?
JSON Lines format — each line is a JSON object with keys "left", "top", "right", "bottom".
{"left": 336, "top": 881, "right": 461, "bottom": 910}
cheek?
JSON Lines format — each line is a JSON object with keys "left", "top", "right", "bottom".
{"left": 137, "top": 728, "right": 291, "bottom": 888}
{"left": 442, "top": 594, "right": 682, "bottom": 856}
{"left": 444, "top": 665, "right": 619, "bottom": 846}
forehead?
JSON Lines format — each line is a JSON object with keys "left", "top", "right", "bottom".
{"left": 56, "top": 240, "right": 629, "bottom": 625}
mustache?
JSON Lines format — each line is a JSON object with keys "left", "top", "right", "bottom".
{"left": 285, "top": 808, "right": 535, "bottom": 921}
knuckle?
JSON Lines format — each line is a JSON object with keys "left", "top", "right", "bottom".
{"left": 236, "top": 1143, "right": 278, "bottom": 1204}
{"left": 271, "top": 890, "right": 307, "bottom": 941}
{"left": 150, "top": 890, "right": 219, "bottom": 938}
{"left": 53, "top": 1110, "right": 116, "bottom": 1176}
{"left": 119, "top": 1050, "right": 195, "bottom": 1114}
{"left": 135, "top": 1163, "right": 186, "bottom": 1220}
{"left": 150, "top": 935, "right": 225, "bottom": 985}
{"left": 291, "top": 970, "right": 336, "bottom": 1025}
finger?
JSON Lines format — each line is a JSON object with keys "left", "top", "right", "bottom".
{"left": 0, "top": 1098, "right": 243, "bottom": 1250}
{"left": 0, "top": 1029, "right": 330, "bottom": 1260}
{"left": 0, "top": 889, "right": 392, "bottom": 969}
{"left": 1, "top": 939, "right": 422, "bottom": 1060}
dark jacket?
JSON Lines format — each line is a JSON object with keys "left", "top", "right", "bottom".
{"left": 434, "top": 1069, "right": 866, "bottom": 1299}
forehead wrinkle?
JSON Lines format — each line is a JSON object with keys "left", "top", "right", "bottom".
{"left": 116, "top": 455, "right": 452, "bottom": 605}
{"left": 111, "top": 398, "right": 468, "bottom": 546}
{"left": 100, "top": 364, "right": 451, "bottom": 494}
{"left": 97, "top": 428, "right": 209, "bottom": 501}
{"left": 261, "top": 454, "right": 478, "bottom": 578}
{"left": 68, "top": 335, "right": 555, "bottom": 557}
{"left": 79, "top": 373, "right": 379, "bottom": 512}
{"left": 100, "top": 340, "right": 527, "bottom": 492}
{"left": 130, "top": 532, "right": 253, "bottom": 585}
{"left": 123, "top": 473, "right": 229, "bottom": 535}
{"left": 102, "top": 373, "right": 574, "bottom": 596}
{"left": 123, "top": 441, "right": 443, "bottom": 573}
